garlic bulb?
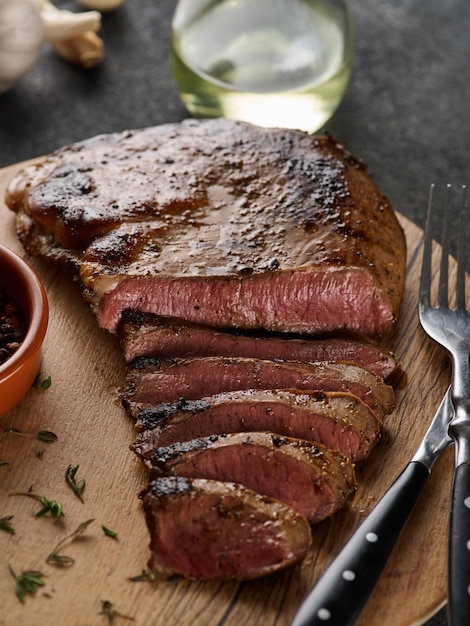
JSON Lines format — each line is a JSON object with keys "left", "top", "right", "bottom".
{"left": 76, "top": 0, "right": 126, "bottom": 11}
{"left": 0, "top": 0, "right": 44, "bottom": 94}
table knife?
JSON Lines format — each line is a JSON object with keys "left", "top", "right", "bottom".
{"left": 291, "top": 389, "right": 453, "bottom": 626}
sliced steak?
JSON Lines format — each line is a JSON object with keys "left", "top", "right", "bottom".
{"left": 141, "top": 476, "right": 312, "bottom": 580}
{"left": 123, "top": 357, "right": 396, "bottom": 419}
{"left": 131, "top": 389, "right": 380, "bottom": 463}
{"left": 119, "top": 311, "right": 400, "bottom": 382}
{"left": 6, "top": 119, "right": 406, "bottom": 338}
{"left": 146, "top": 432, "right": 357, "bottom": 523}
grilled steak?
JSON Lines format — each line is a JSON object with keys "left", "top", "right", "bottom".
{"left": 119, "top": 312, "right": 400, "bottom": 382}
{"left": 123, "top": 357, "right": 395, "bottom": 418}
{"left": 147, "top": 432, "right": 356, "bottom": 523}
{"left": 141, "top": 476, "right": 312, "bottom": 580}
{"left": 131, "top": 389, "right": 381, "bottom": 463}
{"left": 6, "top": 119, "right": 406, "bottom": 337}
{"left": 5, "top": 119, "right": 405, "bottom": 580}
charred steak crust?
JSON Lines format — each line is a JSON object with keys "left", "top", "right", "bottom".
{"left": 141, "top": 476, "right": 312, "bottom": 580}
{"left": 6, "top": 119, "right": 406, "bottom": 338}
{"left": 146, "top": 432, "right": 357, "bottom": 523}
{"left": 130, "top": 389, "right": 381, "bottom": 463}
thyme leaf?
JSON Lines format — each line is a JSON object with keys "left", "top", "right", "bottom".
{"left": 99, "top": 600, "right": 134, "bottom": 623}
{"left": 46, "top": 519, "right": 95, "bottom": 566}
{"left": 9, "top": 567, "right": 46, "bottom": 603}
{"left": 34, "top": 374, "right": 51, "bottom": 389}
{"left": 3, "top": 427, "right": 21, "bottom": 439}
{"left": 0, "top": 460, "right": 8, "bottom": 467}
{"left": 74, "top": 518, "right": 95, "bottom": 534}
{"left": 65, "top": 464, "right": 85, "bottom": 502}
{"left": 102, "top": 525, "right": 118, "bottom": 539}
{"left": 37, "top": 430, "right": 58, "bottom": 442}
{"left": 9, "top": 492, "right": 64, "bottom": 518}
{"left": 0, "top": 515, "right": 15, "bottom": 534}
{"left": 128, "top": 569, "right": 161, "bottom": 583}
{"left": 46, "top": 553, "right": 75, "bottom": 566}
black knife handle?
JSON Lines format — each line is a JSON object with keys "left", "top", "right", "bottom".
{"left": 291, "top": 461, "right": 430, "bottom": 626}
{"left": 448, "top": 462, "right": 470, "bottom": 625}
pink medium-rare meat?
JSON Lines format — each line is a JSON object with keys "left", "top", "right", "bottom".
{"left": 141, "top": 476, "right": 312, "bottom": 580}
{"left": 94, "top": 263, "right": 394, "bottom": 336}
{"left": 122, "top": 357, "right": 396, "bottom": 419}
{"left": 147, "top": 432, "right": 356, "bottom": 523}
{"left": 119, "top": 312, "right": 401, "bottom": 382}
{"left": 130, "top": 389, "right": 381, "bottom": 463}
{"left": 6, "top": 119, "right": 406, "bottom": 337}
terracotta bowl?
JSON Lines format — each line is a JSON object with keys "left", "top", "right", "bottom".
{"left": 0, "top": 245, "right": 49, "bottom": 416}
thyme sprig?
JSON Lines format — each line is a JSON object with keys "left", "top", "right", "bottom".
{"left": 0, "top": 515, "right": 15, "bottom": 534}
{"left": 46, "top": 518, "right": 95, "bottom": 566}
{"left": 9, "top": 567, "right": 46, "bottom": 602}
{"left": 99, "top": 600, "right": 135, "bottom": 624}
{"left": 2, "top": 428, "right": 58, "bottom": 443}
{"left": 9, "top": 492, "right": 64, "bottom": 518}
{"left": 65, "top": 464, "right": 85, "bottom": 502}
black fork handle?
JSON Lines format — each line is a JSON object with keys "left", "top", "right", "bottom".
{"left": 448, "top": 461, "right": 470, "bottom": 625}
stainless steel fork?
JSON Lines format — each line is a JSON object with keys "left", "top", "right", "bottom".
{"left": 419, "top": 183, "right": 470, "bottom": 625}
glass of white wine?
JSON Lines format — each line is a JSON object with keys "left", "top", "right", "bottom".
{"left": 171, "top": 0, "right": 354, "bottom": 133}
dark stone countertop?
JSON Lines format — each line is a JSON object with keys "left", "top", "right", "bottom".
{"left": 1, "top": 1, "right": 465, "bottom": 624}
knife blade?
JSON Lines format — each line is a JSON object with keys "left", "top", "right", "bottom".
{"left": 291, "top": 388, "right": 453, "bottom": 626}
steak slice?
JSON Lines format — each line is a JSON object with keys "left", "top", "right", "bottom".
{"left": 122, "top": 357, "right": 396, "bottom": 419}
{"left": 131, "top": 389, "right": 381, "bottom": 463}
{"left": 141, "top": 476, "right": 312, "bottom": 580}
{"left": 6, "top": 119, "right": 406, "bottom": 338}
{"left": 146, "top": 432, "right": 356, "bottom": 523}
{"left": 119, "top": 312, "right": 401, "bottom": 382}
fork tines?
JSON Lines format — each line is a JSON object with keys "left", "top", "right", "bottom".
{"left": 423, "top": 184, "right": 468, "bottom": 310}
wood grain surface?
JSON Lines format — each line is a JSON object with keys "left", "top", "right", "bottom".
{"left": 0, "top": 161, "right": 453, "bottom": 626}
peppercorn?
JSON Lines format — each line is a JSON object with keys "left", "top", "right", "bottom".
{"left": 0, "top": 291, "right": 27, "bottom": 366}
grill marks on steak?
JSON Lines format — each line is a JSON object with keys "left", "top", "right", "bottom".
{"left": 6, "top": 119, "right": 406, "bottom": 338}
{"left": 123, "top": 357, "right": 395, "bottom": 419}
{"left": 131, "top": 390, "right": 381, "bottom": 463}
{"left": 141, "top": 477, "right": 312, "bottom": 580}
{"left": 147, "top": 432, "right": 356, "bottom": 524}
{"left": 119, "top": 312, "right": 400, "bottom": 382}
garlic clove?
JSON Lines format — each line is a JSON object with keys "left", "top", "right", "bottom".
{"left": 52, "top": 31, "right": 104, "bottom": 68}
{"left": 76, "top": 0, "right": 127, "bottom": 11}
{"left": 0, "top": 0, "right": 44, "bottom": 93}
{"left": 38, "top": 1, "right": 101, "bottom": 42}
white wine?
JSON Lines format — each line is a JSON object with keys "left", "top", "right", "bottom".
{"left": 171, "top": 0, "right": 354, "bottom": 133}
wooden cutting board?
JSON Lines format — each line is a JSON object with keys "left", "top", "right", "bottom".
{"left": 0, "top": 160, "right": 453, "bottom": 626}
